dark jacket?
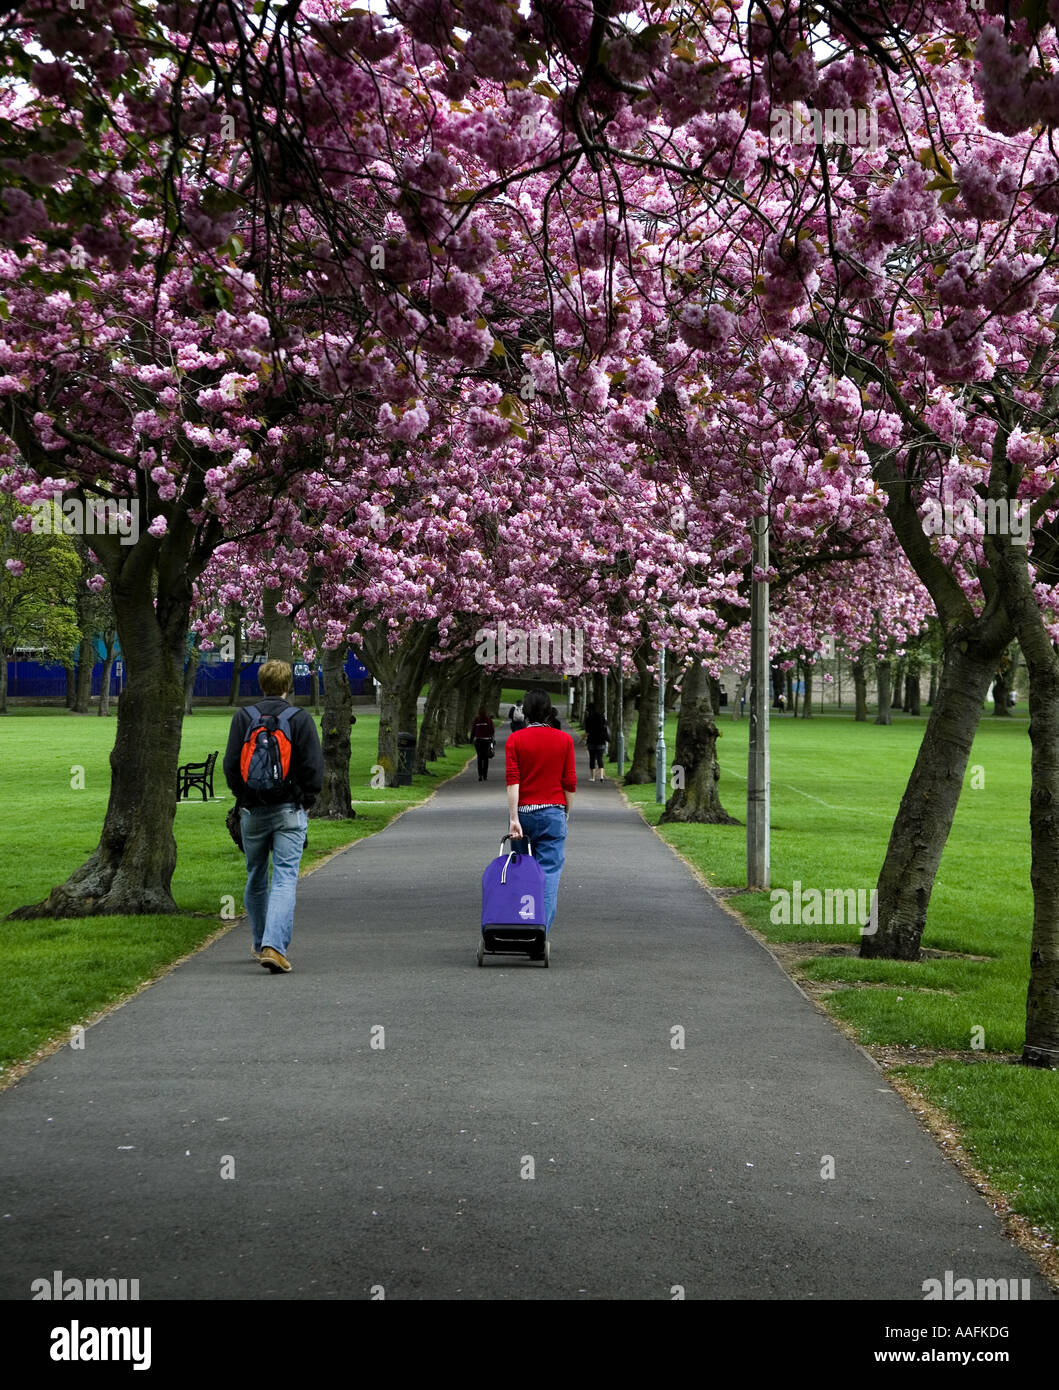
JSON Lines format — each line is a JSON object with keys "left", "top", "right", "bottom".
{"left": 223, "top": 698, "right": 324, "bottom": 809}
{"left": 584, "top": 710, "right": 609, "bottom": 745}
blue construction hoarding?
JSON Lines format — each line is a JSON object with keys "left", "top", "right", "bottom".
{"left": 6, "top": 652, "right": 373, "bottom": 700}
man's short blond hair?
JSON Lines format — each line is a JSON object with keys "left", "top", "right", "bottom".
{"left": 259, "top": 659, "right": 292, "bottom": 696}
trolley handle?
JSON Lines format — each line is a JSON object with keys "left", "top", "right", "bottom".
{"left": 500, "top": 834, "right": 533, "bottom": 857}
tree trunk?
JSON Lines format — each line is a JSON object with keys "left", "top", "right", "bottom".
{"left": 439, "top": 686, "right": 462, "bottom": 749}
{"left": 377, "top": 680, "right": 399, "bottom": 784}
{"left": 73, "top": 635, "right": 94, "bottom": 713}
{"left": 990, "top": 535, "right": 1059, "bottom": 1066}
{"left": 892, "top": 659, "right": 906, "bottom": 712}
{"left": 801, "top": 659, "right": 813, "bottom": 718}
{"left": 416, "top": 657, "right": 477, "bottom": 770}
{"left": 1020, "top": 652, "right": 1059, "bottom": 1065}
{"left": 227, "top": 613, "right": 244, "bottom": 705}
{"left": 992, "top": 659, "right": 1012, "bottom": 717}
{"left": 733, "top": 671, "right": 748, "bottom": 720}
{"left": 626, "top": 646, "right": 658, "bottom": 784}
{"left": 660, "top": 659, "right": 738, "bottom": 824}
{"left": 852, "top": 660, "right": 868, "bottom": 722}
{"left": 416, "top": 667, "right": 450, "bottom": 772}
{"left": 861, "top": 630, "right": 1011, "bottom": 960}
{"left": 606, "top": 669, "right": 619, "bottom": 743}
{"left": 183, "top": 639, "right": 201, "bottom": 715}
{"left": 574, "top": 674, "right": 587, "bottom": 726}
{"left": 98, "top": 650, "right": 114, "bottom": 716}
{"left": 927, "top": 660, "right": 938, "bottom": 706}
{"left": 64, "top": 658, "right": 76, "bottom": 708}
{"left": 906, "top": 665, "right": 921, "bottom": 716}
{"left": 10, "top": 578, "right": 189, "bottom": 918}
{"left": 785, "top": 668, "right": 794, "bottom": 714}
{"left": 456, "top": 675, "right": 483, "bottom": 745}
{"left": 399, "top": 680, "right": 421, "bottom": 747}
{"left": 874, "top": 660, "right": 893, "bottom": 725}
{"left": 262, "top": 587, "right": 294, "bottom": 664}
{"left": 358, "top": 623, "right": 437, "bottom": 787}
{"left": 310, "top": 662, "right": 321, "bottom": 713}
{"left": 311, "top": 644, "right": 354, "bottom": 820}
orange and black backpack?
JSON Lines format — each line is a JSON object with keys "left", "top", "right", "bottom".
{"left": 239, "top": 704, "right": 301, "bottom": 798}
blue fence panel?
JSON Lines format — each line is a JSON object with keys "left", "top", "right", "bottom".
{"left": 9, "top": 652, "right": 373, "bottom": 700}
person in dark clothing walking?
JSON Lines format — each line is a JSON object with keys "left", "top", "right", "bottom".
{"left": 223, "top": 659, "right": 324, "bottom": 974}
{"left": 470, "top": 705, "right": 495, "bottom": 781}
{"left": 583, "top": 701, "right": 610, "bottom": 782}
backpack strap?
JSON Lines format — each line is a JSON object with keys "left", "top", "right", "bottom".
{"left": 244, "top": 704, "right": 261, "bottom": 726}
{"left": 273, "top": 705, "right": 301, "bottom": 733}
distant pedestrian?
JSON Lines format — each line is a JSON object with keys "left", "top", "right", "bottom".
{"left": 470, "top": 705, "right": 495, "bottom": 781}
{"left": 506, "top": 687, "right": 576, "bottom": 931}
{"left": 509, "top": 700, "right": 526, "bottom": 731}
{"left": 223, "top": 660, "right": 324, "bottom": 974}
{"left": 582, "top": 701, "right": 609, "bottom": 782}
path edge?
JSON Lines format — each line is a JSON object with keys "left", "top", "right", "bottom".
{"left": 0, "top": 751, "right": 476, "bottom": 1095}
{"left": 613, "top": 779, "right": 1059, "bottom": 1295}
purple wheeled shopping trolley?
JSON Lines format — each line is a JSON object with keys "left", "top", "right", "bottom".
{"left": 478, "top": 835, "right": 550, "bottom": 967}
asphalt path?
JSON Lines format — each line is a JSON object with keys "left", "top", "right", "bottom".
{"left": 0, "top": 734, "right": 1048, "bottom": 1302}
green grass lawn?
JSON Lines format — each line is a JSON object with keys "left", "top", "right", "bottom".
{"left": 0, "top": 707, "right": 470, "bottom": 1077}
{"left": 616, "top": 707, "right": 1059, "bottom": 1249}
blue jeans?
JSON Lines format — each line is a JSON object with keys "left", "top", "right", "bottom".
{"left": 240, "top": 802, "right": 308, "bottom": 955}
{"left": 513, "top": 805, "right": 567, "bottom": 929}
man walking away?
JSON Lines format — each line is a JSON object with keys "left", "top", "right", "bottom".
{"left": 224, "top": 659, "right": 324, "bottom": 974}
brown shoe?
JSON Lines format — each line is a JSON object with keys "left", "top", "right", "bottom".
{"left": 259, "top": 947, "right": 292, "bottom": 974}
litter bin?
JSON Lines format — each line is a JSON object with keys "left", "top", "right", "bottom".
{"left": 396, "top": 731, "right": 416, "bottom": 786}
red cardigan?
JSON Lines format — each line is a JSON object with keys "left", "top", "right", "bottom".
{"left": 505, "top": 725, "right": 577, "bottom": 805}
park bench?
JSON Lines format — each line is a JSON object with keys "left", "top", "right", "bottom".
{"left": 177, "top": 749, "right": 218, "bottom": 801}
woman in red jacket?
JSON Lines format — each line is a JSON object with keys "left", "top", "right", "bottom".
{"left": 505, "top": 687, "right": 577, "bottom": 929}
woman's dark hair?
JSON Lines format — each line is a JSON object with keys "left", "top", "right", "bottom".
{"left": 522, "top": 687, "right": 552, "bottom": 724}
{"left": 476, "top": 705, "right": 488, "bottom": 719}
{"left": 585, "top": 701, "right": 598, "bottom": 716}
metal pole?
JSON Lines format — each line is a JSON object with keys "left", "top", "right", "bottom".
{"left": 656, "top": 644, "right": 667, "bottom": 804}
{"left": 747, "top": 496, "right": 770, "bottom": 887}
{"left": 616, "top": 661, "right": 625, "bottom": 778}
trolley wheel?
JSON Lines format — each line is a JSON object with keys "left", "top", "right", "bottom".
{"left": 476, "top": 939, "right": 485, "bottom": 967}
{"left": 543, "top": 940, "right": 550, "bottom": 968}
